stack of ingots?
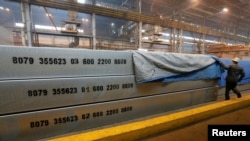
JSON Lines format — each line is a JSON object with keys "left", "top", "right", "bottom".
{"left": 0, "top": 46, "right": 224, "bottom": 141}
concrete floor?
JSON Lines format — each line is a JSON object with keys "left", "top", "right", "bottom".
{"left": 141, "top": 105, "right": 250, "bottom": 141}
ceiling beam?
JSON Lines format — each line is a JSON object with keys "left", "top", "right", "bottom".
{"left": 9, "top": 0, "right": 250, "bottom": 42}
{"left": 199, "top": 1, "right": 250, "bottom": 26}
{"left": 191, "top": 7, "right": 215, "bottom": 16}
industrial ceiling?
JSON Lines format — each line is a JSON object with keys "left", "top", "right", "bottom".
{"left": 0, "top": 0, "right": 249, "bottom": 47}
{"left": 144, "top": 0, "right": 250, "bottom": 36}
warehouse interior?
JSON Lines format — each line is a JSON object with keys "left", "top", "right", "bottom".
{"left": 0, "top": 0, "right": 250, "bottom": 58}
{"left": 0, "top": 0, "right": 250, "bottom": 141}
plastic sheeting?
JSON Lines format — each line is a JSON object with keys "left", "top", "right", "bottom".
{"left": 133, "top": 51, "right": 223, "bottom": 83}
{"left": 217, "top": 58, "right": 250, "bottom": 87}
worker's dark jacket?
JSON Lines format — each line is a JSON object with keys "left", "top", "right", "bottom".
{"left": 221, "top": 63, "right": 245, "bottom": 82}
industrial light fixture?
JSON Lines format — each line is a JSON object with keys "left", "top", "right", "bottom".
{"left": 161, "top": 33, "right": 170, "bottom": 36}
{"left": 222, "top": 7, "right": 228, "bottom": 12}
{"left": 143, "top": 32, "right": 220, "bottom": 44}
{"left": 15, "top": 23, "right": 84, "bottom": 33}
{"left": 77, "top": 0, "right": 86, "bottom": 4}
{"left": 82, "top": 18, "right": 89, "bottom": 22}
{"left": 0, "top": 6, "right": 10, "bottom": 12}
{"left": 46, "top": 13, "right": 52, "bottom": 17}
{"left": 138, "top": 48, "right": 148, "bottom": 51}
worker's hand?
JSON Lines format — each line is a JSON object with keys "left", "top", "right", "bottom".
{"left": 215, "top": 60, "right": 223, "bottom": 65}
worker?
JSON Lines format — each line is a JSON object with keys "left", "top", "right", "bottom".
{"left": 218, "top": 57, "right": 245, "bottom": 100}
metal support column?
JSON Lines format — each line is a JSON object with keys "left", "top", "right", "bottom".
{"left": 234, "top": 26, "right": 238, "bottom": 44}
{"left": 138, "top": 22, "right": 142, "bottom": 49}
{"left": 247, "top": 30, "right": 250, "bottom": 46}
{"left": 176, "top": 15, "right": 182, "bottom": 53}
{"left": 170, "top": 12, "right": 176, "bottom": 52}
{"left": 201, "top": 18, "right": 206, "bottom": 54}
{"left": 138, "top": 0, "right": 142, "bottom": 49}
{"left": 201, "top": 33, "right": 205, "bottom": 54}
{"left": 20, "top": 1, "right": 26, "bottom": 46}
{"left": 21, "top": 1, "right": 33, "bottom": 47}
{"left": 92, "top": 13, "right": 96, "bottom": 50}
{"left": 178, "top": 29, "right": 183, "bottom": 53}
{"left": 172, "top": 28, "right": 176, "bottom": 52}
{"left": 220, "top": 24, "right": 226, "bottom": 44}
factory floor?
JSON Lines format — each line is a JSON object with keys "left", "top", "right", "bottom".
{"left": 141, "top": 106, "right": 250, "bottom": 141}
{"left": 46, "top": 92, "right": 250, "bottom": 141}
{"left": 141, "top": 97, "right": 250, "bottom": 141}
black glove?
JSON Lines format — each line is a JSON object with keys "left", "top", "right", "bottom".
{"left": 216, "top": 60, "right": 223, "bottom": 65}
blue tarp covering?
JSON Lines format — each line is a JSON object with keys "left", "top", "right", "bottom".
{"left": 217, "top": 58, "right": 250, "bottom": 87}
{"left": 133, "top": 51, "right": 223, "bottom": 83}
{"left": 161, "top": 63, "right": 223, "bottom": 83}
{"left": 132, "top": 51, "right": 250, "bottom": 86}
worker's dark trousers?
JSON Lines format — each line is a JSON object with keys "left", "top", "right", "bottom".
{"left": 225, "top": 81, "right": 241, "bottom": 100}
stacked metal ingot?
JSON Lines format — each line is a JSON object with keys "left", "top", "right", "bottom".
{"left": 0, "top": 45, "right": 217, "bottom": 141}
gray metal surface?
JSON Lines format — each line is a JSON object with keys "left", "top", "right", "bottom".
{"left": 0, "top": 46, "right": 133, "bottom": 80}
{"left": 0, "top": 87, "right": 216, "bottom": 141}
{"left": 0, "top": 45, "right": 219, "bottom": 141}
{"left": 0, "top": 75, "right": 216, "bottom": 115}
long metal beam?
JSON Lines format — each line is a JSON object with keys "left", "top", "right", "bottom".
{"left": 0, "top": 45, "right": 133, "bottom": 80}
{"left": 0, "top": 87, "right": 217, "bottom": 141}
{"left": 9, "top": 0, "right": 250, "bottom": 42}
